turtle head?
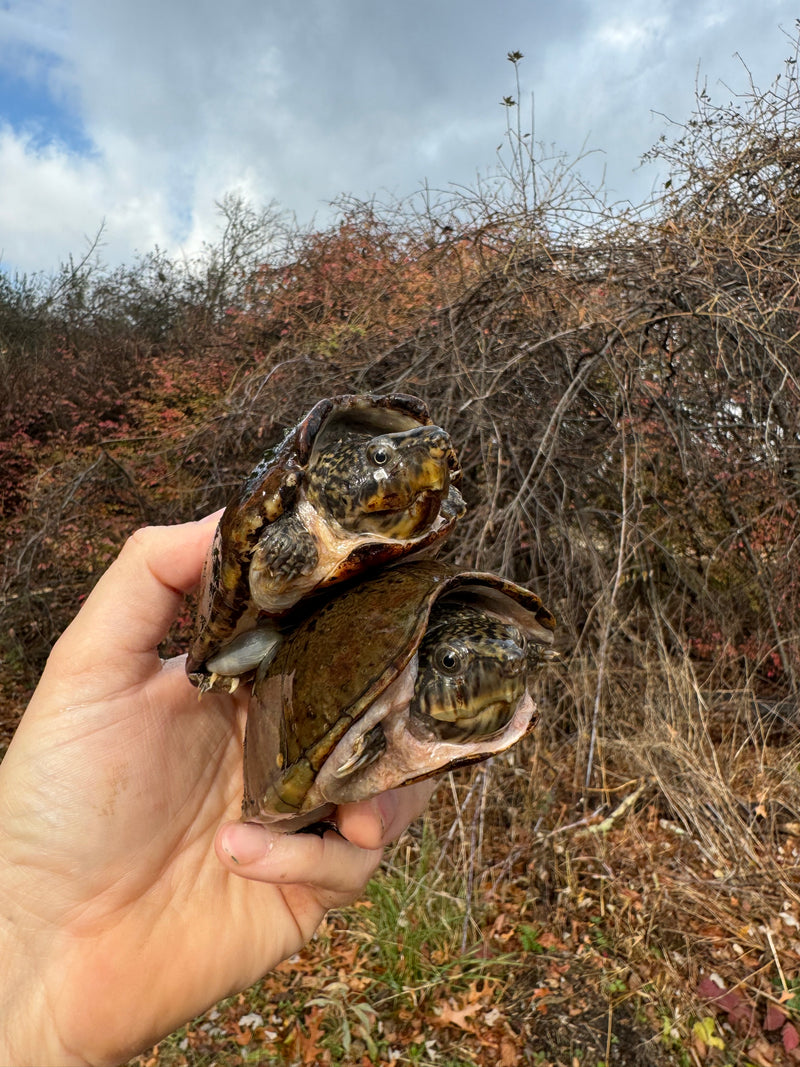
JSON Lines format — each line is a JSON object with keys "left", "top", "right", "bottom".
{"left": 305, "top": 424, "right": 461, "bottom": 539}
{"left": 410, "top": 603, "right": 530, "bottom": 742}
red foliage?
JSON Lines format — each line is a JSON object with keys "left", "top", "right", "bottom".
{"left": 226, "top": 211, "right": 484, "bottom": 361}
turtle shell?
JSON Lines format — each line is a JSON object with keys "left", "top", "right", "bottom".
{"left": 242, "top": 559, "right": 556, "bottom": 830}
{"left": 186, "top": 393, "right": 465, "bottom": 691}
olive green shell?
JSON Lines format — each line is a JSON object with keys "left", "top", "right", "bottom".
{"left": 242, "top": 559, "right": 556, "bottom": 828}
{"left": 186, "top": 393, "right": 463, "bottom": 689}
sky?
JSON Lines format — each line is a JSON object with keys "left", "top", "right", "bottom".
{"left": 0, "top": 0, "right": 797, "bottom": 277}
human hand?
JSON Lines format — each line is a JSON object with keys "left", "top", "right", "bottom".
{"left": 0, "top": 517, "right": 436, "bottom": 1066}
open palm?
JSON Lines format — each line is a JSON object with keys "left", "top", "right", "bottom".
{"left": 0, "top": 519, "right": 434, "bottom": 1066}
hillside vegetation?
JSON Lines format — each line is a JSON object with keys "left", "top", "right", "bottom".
{"left": 2, "top": 40, "right": 799, "bottom": 1067}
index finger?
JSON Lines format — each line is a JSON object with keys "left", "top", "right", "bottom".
{"left": 52, "top": 514, "right": 221, "bottom": 674}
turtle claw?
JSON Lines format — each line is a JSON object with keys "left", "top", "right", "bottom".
{"left": 193, "top": 671, "right": 240, "bottom": 695}
{"left": 332, "top": 723, "right": 387, "bottom": 778}
{"left": 252, "top": 514, "right": 319, "bottom": 584}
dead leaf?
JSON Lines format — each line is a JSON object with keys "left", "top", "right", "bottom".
{"left": 537, "top": 929, "right": 567, "bottom": 950}
{"left": 490, "top": 912, "right": 508, "bottom": 936}
{"left": 747, "top": 1037, "right": 776, "bottom": 1066}
{"left": 500, "top": 1036, "right": 520, "bottom": 1065}
{"left": 692, "top": 1017, "right": 724, "bottom": 1054}
{"left": 436, "top": 999, "right": 481, "bottom": 1031}
{"left": 466, "top": 978, "right": 496, "bottom": 1004}
{"left": 698, "top": 925, "right": 728, "bottom": 940}
{"left": 764, "top": 1004, "right": 787, "bottom": 1031}
{"left": 297, "top": 1008, "right": 325, "bottom": 1064}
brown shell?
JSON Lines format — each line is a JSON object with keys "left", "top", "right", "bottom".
{"left": 186, "top": 393, "right": 464, "bottom": 690}
{"left": 242, "top": 559, "right": 556, "bottom": 829}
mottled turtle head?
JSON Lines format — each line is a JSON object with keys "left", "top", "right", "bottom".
{"left": 410, "top": 602, "right": 529, "bottom": 742}
{"left": 305, "top": 423, "right": 460, "bottom": 539}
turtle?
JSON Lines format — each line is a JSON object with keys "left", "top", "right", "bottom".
{"left": 186, "top": 393, "right": 465, "bottom": 692}
{"left": 241, "top": 559, "right": 557, "bottom": 831}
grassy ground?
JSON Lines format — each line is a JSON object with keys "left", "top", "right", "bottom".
{"left": 125, "top": 676, "right": 800, "bottom": 1067}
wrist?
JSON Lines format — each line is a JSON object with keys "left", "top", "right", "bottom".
{"left": 0, "top": 862, "right": 83, "bottom": 1066}
{"left": 0, "top": 950, "right": 77, "bottom": 1067}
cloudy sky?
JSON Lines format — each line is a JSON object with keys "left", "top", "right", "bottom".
{"left": 0, "top": 0, "right": 797, "bottom": 276}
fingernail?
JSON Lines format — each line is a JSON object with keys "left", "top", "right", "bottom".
{"left": 220, "top": 821, "right": 273, "bottom": 865}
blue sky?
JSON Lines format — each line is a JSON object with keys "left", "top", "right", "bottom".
{"left": 0, "top": 57, "right": 88, "bottom": 154}
{"left": 0, "top": 0, "right": 797, "bottom": 276}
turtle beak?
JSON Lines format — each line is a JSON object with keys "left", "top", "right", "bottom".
{"left": 400, "top": 427, "right": 453, "bottom": 493}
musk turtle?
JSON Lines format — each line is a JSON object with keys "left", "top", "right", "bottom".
{"left": 242, "top": 559, "right": 557, "bottom": 830}
{"left": 187, "top": 393, "right": 465, "bottom": 692}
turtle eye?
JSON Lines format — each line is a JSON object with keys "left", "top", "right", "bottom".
{"left": 368, "top": 442, "right": 391, "bottom": 466}
{"left": 435, "top": 646, "right": 462, "bottom": 674}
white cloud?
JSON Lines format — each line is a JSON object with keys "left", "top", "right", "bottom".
{"left": 0, "top": 0, "right": 797, "bottom": 275}
{"left": 0, "top": 124, "right": 171, "bottom": 271}
{"left": 594, "top": 14, "right": 668, "bottom": 53}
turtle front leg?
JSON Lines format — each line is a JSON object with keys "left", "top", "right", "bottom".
{"left": 249, "top": 512, "right": 319, "bottom": 601}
